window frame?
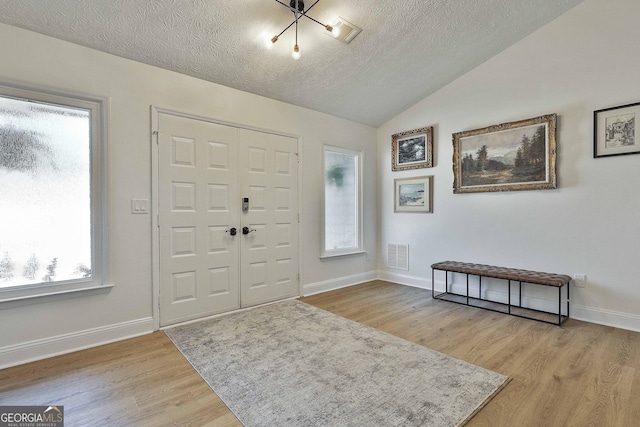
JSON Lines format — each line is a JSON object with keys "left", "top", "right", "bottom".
{"left": 0, "top": 79, "right": 111, "bottom": 307}
{"left": 321, "top": 144, "right": 364, "bottom": 258}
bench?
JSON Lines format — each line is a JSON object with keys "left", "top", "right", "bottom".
{"left": 431, "top": 261, "right": 571, "bottom": 326}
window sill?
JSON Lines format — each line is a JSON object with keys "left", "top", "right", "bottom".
{"left": 0, "top": 284, "right": 114, "bottom": 310}
{"left": 320, "top": 250, "right": 366, "bottom": 260}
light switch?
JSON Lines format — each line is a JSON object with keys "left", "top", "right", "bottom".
{"left": 131, "top": 199, "right": 149, "bottom": 214}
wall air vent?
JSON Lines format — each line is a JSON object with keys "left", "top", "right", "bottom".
{"left": 387, "top": 244, "right": 409, "bottom": 271}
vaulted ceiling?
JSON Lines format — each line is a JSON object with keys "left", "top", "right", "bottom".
{"left": 0, "top": 0, "right": 584, "bottom": 126}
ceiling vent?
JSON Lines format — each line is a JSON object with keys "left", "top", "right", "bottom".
{"left": 328, "top": 17, "right": 361, "bottom": 44}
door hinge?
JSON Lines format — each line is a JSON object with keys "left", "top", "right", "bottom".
{"left": 157, "top": 214, "right": 160, "bottom": 227}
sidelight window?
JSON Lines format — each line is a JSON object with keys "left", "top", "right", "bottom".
{"left": 322, "top": 145, "right": 363, "bottom": 257}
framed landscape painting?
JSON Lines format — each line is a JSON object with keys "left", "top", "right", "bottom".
{"left": 452, "top": 114, "right": 557, "bottom": 194}
{"left": 394, "top": 176, "right": 433, "bottom": 213}
{"left": 391, "top": 126, "right": 433, "bottom": 171}
{"left": 594, "top": 101, "right": 639, "bottom": 158}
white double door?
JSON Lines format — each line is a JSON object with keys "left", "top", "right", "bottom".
{"left": 158, "top": 113, "right": 299, "bottom": 327}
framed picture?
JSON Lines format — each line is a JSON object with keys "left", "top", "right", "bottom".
{"left": 452, "top": 114, "right": 557, "bottom": 194}
{"left": 394, "top": 176, "right": 433, "bottom": 213}
{"left": 594, "top": 101, "right": 640, "bottom": 158}
{"left": 392, "top": 126, "right": 433, "bottom": 171}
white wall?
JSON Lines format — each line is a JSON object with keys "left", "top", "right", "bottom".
{"left": 0, "top": 23, "right": 377, "bottom": 367}
{"left": 378, "top": 0, "right": 640, "bottom": 331}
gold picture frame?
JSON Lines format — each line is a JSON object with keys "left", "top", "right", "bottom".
{"left": 452, "top": 114, "right": 557, "bottom": 194}
{"left": 392, "top": 126, "right": 433, "bottom": 171}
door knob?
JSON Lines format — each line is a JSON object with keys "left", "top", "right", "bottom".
{"left": 226, "top": 227, "right": 237, "bottom": 236}
{"left": 242, "top": 226, "right": 256, "bottom": 235}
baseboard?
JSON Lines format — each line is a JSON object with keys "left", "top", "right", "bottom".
{"left": 571, "top": 304, "right": 640, "bottom": 333}
{"left": 0, "top": 317, "right": 154, "bottom": 370}
{"left": 377, "top": 270, "right": 431, "bottom": 289}
{"left": 302, "top": 271, "right": 378, "bottom": 296}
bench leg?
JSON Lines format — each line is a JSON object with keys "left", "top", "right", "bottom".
{"left": 508, "top": 280, "right": 511, "bottom": 314}
{"left": 431, "top": 268, "right": 434, "bottom": 298}
{"left": 558, "top": 286, "right": 561, "bottom": 326}
{"left": 567, "top": 283, "right": 570, "bottom": 322}
{"left": 519, "top": 281, "right": 522, "bottom": 307}
{"left": 445, "top": 271, "right": 448, "bottom": 293}
{"left": 466, "top": 274, "right": 469, "bottom": 305}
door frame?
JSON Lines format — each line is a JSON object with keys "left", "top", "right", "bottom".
{"left": 150, "top": 106, "right": 303, "bottom": 331}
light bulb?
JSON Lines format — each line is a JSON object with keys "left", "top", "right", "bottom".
{"left": 292, "top": 44, "right": 301, "bottom": 59}
{"left": 266, "top": 36, "right": 277, "bottom": 49}
{"left": 331, "top": 25, "right": 341, "bottom": 37}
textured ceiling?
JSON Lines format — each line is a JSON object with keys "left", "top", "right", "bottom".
{"left": 0, "top": 0, "right": 584, "bottom": 127}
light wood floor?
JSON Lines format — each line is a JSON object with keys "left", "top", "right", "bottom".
{"left": 1, "top": 280, "right": 639, "bottom": 426}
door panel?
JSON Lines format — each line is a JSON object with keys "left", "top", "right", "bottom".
{"left": 159, "top": 114, "right": 240, "bottom": 326}
{"left": 239, "top": 129, "right": 299, "bottom": 307}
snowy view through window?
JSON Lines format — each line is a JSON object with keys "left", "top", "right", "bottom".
{"left": 0, "top": 95, "right": 92, "bottom": 288}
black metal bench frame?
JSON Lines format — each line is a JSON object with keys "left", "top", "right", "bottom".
{"left": 431, "top": 264, "right": 570, "bottom": 326}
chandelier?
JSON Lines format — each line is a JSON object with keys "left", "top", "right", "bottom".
{"left": 269, "top": 0, "right": 340, "bottom": 59}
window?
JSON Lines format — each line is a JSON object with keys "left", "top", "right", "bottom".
{"left": 0, "top": 81, "right": 109, "bottom": 303}
{"left": 322, "top": 145, "right": 363, "bottom": 257}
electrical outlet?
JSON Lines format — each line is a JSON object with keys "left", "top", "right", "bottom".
{"left": 573, "top": 274, "right": 586, "bottom": 288}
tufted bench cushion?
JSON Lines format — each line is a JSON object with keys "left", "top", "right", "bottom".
{"left": 431, "top": 261, "right": 572, "bottom": 287}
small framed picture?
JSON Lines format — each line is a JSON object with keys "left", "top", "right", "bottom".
{"left": 392, "top": 126, "right": 433, "bottom": 171}
{"left": 594, "top": 101, "right": 640, "bottom": 158}
{"left": 394, "top": 176, "right": 433, "bottom": 213}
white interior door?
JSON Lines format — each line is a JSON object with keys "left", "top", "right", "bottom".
{"left": 239, "top": 129, "right": 299, "bottom": 306}
{"left": 158, "top": 114, "right": 240, "bottom": 326}
{"left": 158, "top": 113, "right": 299, "bottom": 327}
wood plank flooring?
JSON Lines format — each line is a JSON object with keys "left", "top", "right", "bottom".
{"left": 1, "top": 280, "right": 639, "bottom": 426}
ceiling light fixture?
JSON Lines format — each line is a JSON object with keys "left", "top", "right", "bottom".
{"left": 270, "top": 0, "right": 340, "bottom": 59}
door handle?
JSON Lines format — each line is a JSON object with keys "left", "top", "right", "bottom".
{"left": 242, "top": 226, "right": 256, "bottom": 235}
{"left": 226, "top": 227, "right": 237, "bottom": 236}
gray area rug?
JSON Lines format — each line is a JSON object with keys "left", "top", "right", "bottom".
{"left": 165, "top": 300, "right": 510, "bottom": 427}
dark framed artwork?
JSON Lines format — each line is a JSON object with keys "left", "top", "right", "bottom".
{"left": 394, "top": 175, "right": 433, "bottom": 213}
{"left": 452, "top": 114, "right": 557, "bottom": 194}
{"left": 594, "top": 101, "right": 639, "bottom": 158}
{"left": 391, "top": 126, "right": 433, "bottom": 171}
